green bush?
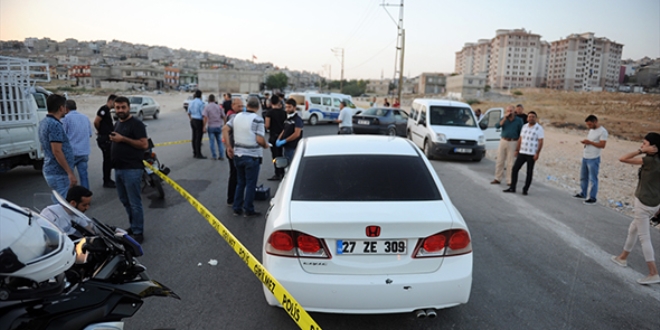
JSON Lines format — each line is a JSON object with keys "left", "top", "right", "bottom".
{"left": 466, "top": 99, "right": 481, "bottom": 105}
{"left": 512, "top": 90, "right": 523, "bottom": 96}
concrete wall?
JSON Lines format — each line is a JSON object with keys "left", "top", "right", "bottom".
{"left": 446, "top": 74, "right": 487, "bottom": 100}
{"left": 198, "top": 69, "right": 264, "bottom": 93}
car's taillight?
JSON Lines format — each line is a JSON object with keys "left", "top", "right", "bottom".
{"left": 413, "top": 229, "right": 471, "bottom": 258}
{"left": 266, "top": 230, "right": 330, "bottom": 259}
{"left": 305, "top": 101, "right": 309, "bottom": 111}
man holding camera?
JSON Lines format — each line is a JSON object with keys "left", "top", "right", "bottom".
{"left": 491, "top": 105, "right": 524, "bottom": 186}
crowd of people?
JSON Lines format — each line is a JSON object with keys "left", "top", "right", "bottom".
{"left": 488, "top": 103, "right": 660, "bottom": 284}
{"left": 36, "top": 93, "right": 660, "bottom": 285}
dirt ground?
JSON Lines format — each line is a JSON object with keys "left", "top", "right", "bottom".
{"left": 68, "top": 89, "right": 659, "bottom": 218}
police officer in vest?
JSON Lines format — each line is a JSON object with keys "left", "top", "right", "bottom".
{"left": 222, "top": 96, "right": 269, "bottom": 217}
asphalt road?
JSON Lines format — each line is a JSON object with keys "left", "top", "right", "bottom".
{"left": 1, "top": 109, "right": 658, "bottom": 330}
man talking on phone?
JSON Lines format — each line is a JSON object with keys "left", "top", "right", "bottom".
{"left": 110, "top": 96, "right": 148, "bottom": 243}
{"left": 491, "top": 105, "right": 523, "bottom": 186}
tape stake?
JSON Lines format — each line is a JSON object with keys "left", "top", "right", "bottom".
{"left": 143, "top": 162, "right": 322, "bottom": 330}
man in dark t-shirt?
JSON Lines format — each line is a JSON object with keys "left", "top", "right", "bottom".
{"left": 277, "top": 98, "right": 304, "bottom": 162}
{"left": 110, "top": 96, "right": 148, "bottom": 243}
{"left": 265, "top": 94, "right": 288, "bottom": 181}
{"left": 222, "top": 93, "right": 233, "bottom": 117}
{"left": 94, "top": 94, "right": 116, "bottom": 187}
{"left": 516, "top": 104, "right": 528, "bottom": 124}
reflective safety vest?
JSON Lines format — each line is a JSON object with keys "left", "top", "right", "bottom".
{"left": 233, "top": 112, "right": 259, "bottom": 149}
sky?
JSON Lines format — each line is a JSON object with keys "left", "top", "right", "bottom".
{"left": 1, "top": 0, "right": 658, "bottom": 80}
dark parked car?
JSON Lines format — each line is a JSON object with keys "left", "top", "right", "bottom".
{"left": 352, "top": 108, "right": 409, "bottom": 137}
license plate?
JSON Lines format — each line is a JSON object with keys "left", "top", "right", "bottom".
{"left": 454, "top": 148, "right": 472, "bottom": 153}
{"left": 336, "top": 240, "right": 406, "bottom": 255}
{"left": 358, "top": 120, "right": 370, "bottom": 125}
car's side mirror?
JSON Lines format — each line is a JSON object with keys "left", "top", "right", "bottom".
{"left": 273, "top": 157, "right": 289, "bottom": 169}
{"left": 479, "top": 122, "right": 488, "bottom": 130}
{"left": 419, "top": 119, "right": 426, "bottom": 126}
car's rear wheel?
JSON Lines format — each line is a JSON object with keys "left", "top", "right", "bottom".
{"left": 387, "top": 127, "right": 397, "bottom": 136}
{"left": 153, "top": 110, "right": 159, "bottom": 119}
{"left": 137, "top": 111, "right": 144, "bottom": 121}
{"left": 424, "top": 139, "right": 434, "bottom": 160}
{"left": 309, "top": 114, "right": 318, "bottom": 126}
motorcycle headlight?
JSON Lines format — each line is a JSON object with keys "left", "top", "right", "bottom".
{"left": 478, "top": 135, "right": 485, "bottom": 145}
{"left": 435, "top": 133, "right": 447, "bottom": 144}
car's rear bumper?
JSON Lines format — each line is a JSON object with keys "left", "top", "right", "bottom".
{"left": 430, "top": 141, "right": 485, "bottom": 160}
{"left": 263, "top": 253, "right": 472, "bottom": 314}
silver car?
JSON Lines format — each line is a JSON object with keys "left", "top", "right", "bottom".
{"left": 112, "top": 95, "right": 160, "bottom": 121}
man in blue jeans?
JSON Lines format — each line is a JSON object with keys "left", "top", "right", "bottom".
{"left": 62, "top": 99, "right": 93, "bottom": 189}
{"left": 110, "top": 96, "right": 148, "bottom": 243}
{"left": 573, "top": 115, "right": 608, "bottom": 205}
{"left": 39, "top": 94, "right": 77, "bottom": 203}
{"left": 223, "top": 96, "right": 268, "bottom": 217}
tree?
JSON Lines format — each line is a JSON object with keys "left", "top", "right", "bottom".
{"left": 266, "top": 72, "right": 288, "bottom": 90}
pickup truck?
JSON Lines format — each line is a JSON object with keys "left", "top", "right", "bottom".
{"left": 0, "top": 56, "right": 50, "bottom": 172}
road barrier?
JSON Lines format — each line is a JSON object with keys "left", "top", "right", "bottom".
{"left": 143, "top": 161, "right": 321, "bottom": 330}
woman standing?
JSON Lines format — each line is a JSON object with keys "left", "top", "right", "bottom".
{"left": 202, "top": 94, "right": 226, "bottom": 160}
{"left": 611, "top": 132, "right": 660, "bottom": 284}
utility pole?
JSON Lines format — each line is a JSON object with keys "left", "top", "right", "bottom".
{"left": 381, "top": 0, "right": 405, "bottom": 102}
{"left": 332, "top": 48, "right": 344, "bottom": 91}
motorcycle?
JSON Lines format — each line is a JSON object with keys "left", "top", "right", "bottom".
{"left": 142, "top": 138, "right": 170, "bottom": 200}
{"left": 0, "top": 193, "right": 180, "bottom": 330}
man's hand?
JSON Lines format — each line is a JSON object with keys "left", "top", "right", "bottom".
{"left": 514, "top": 150, "right": 519, "bottom": 157}
{"left": 533, "top": 153, "right": 539, "bottom": 161}
{"left": 641, "top": 145, "right": 658, "bottom": 154}
{"left": 68, "top": 172, "right": 78, "bottom": 187}
{"left": 226, "top": 146, "right": 234, "bottom": 159}
{"left": 203, "top": 127, "right": 207, "bottom": 133}
{"left": 276, "top": 139, "right": 286, "bottom": 147}
{"left": 109, "top": 132, "right": 123, "bottom": 143}
{"left": 580, "top": 139, "right": 590, "bottom": 145}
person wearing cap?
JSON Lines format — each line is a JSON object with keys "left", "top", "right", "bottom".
{"left": 572, "top": 115, "right": 608, "bottom": 205}
{"left": 611, "top": 132, "right": 660, "bottom": 285}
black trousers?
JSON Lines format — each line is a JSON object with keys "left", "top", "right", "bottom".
{"left": 190, "top": 119, "right": 204, "bottom": 157}
{"left": 226, "top": 150, "right": 237, "bottom": 204}
{"left": 97, "top": 139, "right": 112, "bottom": 183}
{"left": 269, "top": 138, "right": 284, "bottom": 177}
{"left": 510, "top": 154, "right": 535, "bottom": 192}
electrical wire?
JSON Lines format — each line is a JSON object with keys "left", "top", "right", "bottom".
{"left": 347, "top": 38, "right": 397, "bottom": 70}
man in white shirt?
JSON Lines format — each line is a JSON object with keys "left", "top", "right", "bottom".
{"left": 573, "top": 115, "right": 608, "bottom": 205}
{"left": 504, "top": 111, "right": 544, "bottom": 195}
{"left": 40, "top": 185, "right": 95, "bottom": 237}
{"left": 222, "top": 96, "right": 269, "bottom": 217}
{"left": 335, "top": 101, "right": 353, "bottom": 134}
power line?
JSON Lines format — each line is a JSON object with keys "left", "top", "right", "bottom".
{"left": 347, "top": 38, "right": 397, "bottom": 70}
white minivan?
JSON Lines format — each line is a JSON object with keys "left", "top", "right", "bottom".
{"left": 288, "top": 92, "right": 364, "bottom": 125}
{"left": 407, "top": 99, "right": 502, "bottom": 162}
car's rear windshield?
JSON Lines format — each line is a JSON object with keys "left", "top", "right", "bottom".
{"left": 129, "top": 97, "right": 143, "bottom": 105}
{"left": 429, "top": 106, "right": 476, "bottom": 127}
{"left": 363, "top": 108, "right": 390, "bottom": 116}
{"left": 292, "top": 155, "right": 442, "bottom": 201}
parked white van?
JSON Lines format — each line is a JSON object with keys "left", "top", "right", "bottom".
{"left": 407, "top": 99, "right": 502, "bottom": 161}
{"left": 288, "top": 92, "right": 364, "bottom": 125}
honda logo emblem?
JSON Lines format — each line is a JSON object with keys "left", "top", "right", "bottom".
{"left": 366, "top": 226, "right": 381, "bottom": 237}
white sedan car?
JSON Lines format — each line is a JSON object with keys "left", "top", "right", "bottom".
{"left": 262, "top": 135, "right": 472, "bottom": 316}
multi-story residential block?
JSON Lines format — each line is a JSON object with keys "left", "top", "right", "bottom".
{"left": 488, "top": 29, "right": 546, "bottom": 89}
{"left": 366, "top": 79, "right": 390, "bottom": 95}
{"left": 547, "top": 32, "right": 623, "bottom": 91}
{"left": 164, "top": 67, "right": 180, "bottom": 88}
{"left": 418, "top": 73, "right": 446, "bottom": 94}
{"left": 455, "top": 39, "right": 490, "bottom": 76}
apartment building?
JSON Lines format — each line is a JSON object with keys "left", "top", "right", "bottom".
{"left": 488, "top": 29, "right": 547, "bottom": 89}
{"left": 547, "top": 32, "right": 623, "bottom": 91}
{"left": 454, "top": 39, "right": 490, "bottom": 76}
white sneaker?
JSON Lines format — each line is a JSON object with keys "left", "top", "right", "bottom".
{"left": 610, "top": 255, "right": 627, "bottom": 267}
{"left": 637, "top": 274, "right": 660, "bottom": 285}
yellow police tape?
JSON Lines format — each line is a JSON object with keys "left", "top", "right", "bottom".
{"left": 153, "top": 137, "right": 209, "bottom": 147}
{"left": 143, "top": 161, "right": 322, "bottom": 330}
